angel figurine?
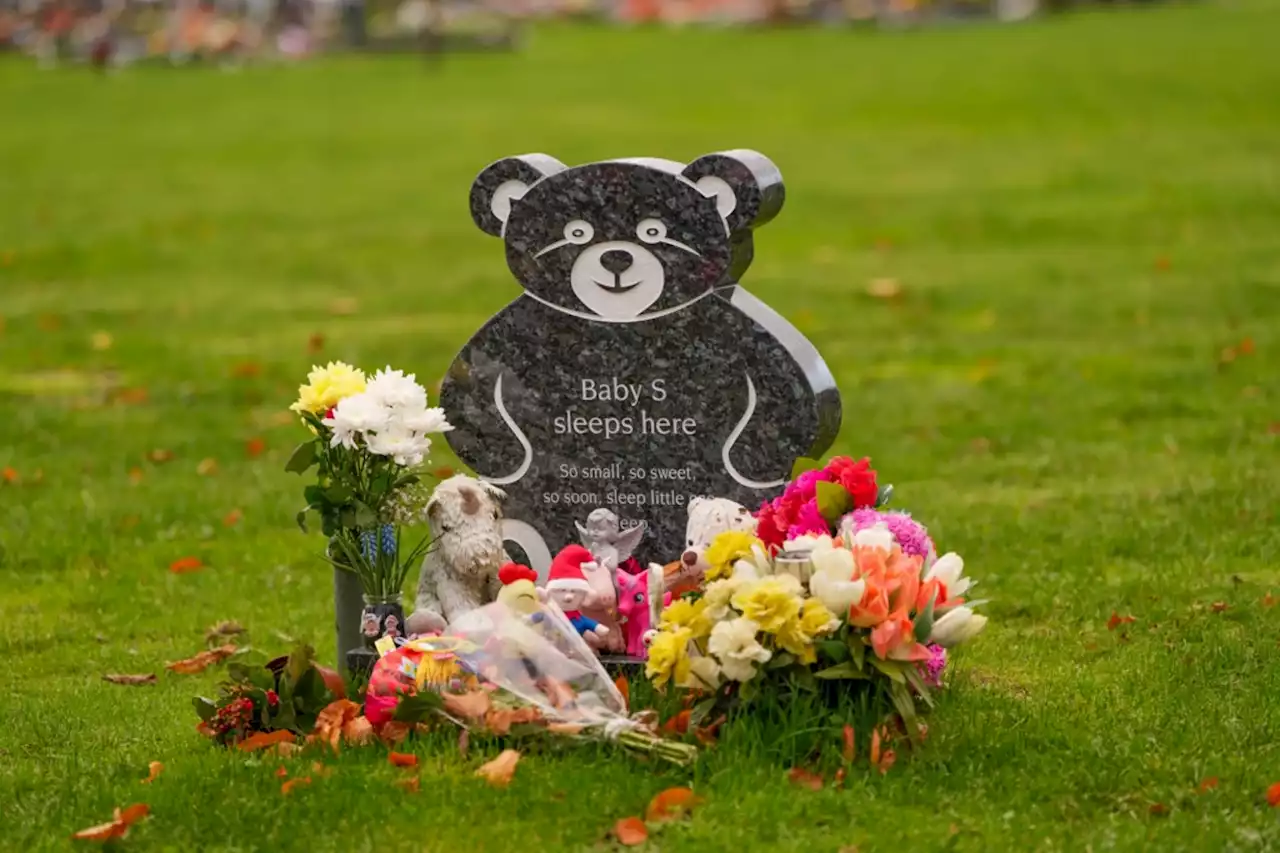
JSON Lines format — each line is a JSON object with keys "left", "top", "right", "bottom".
{"left": 575, "top": 509, "right": 647, "bottom": 654}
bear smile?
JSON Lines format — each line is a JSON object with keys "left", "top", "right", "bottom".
{"left": 593, "top": 277, "right": 643, "bottom": 295}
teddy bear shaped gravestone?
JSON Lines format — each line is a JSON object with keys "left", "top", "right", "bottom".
{"left": 440, "top": 151, "right": 842, "bottom": 575}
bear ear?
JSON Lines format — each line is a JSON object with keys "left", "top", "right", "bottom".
{"left": 682, "top": 150, "right": 785, "bottom": 234}
{"left": 470, "top": 154, "right": 567, "bottom": 237}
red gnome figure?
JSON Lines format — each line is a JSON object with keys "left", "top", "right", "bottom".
{"left": 545, "top": 545, "right": 611, "bottom": 647}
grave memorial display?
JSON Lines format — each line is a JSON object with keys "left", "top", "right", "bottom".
{"left": 440, "top": 150, "right": 843, "bottom": 575}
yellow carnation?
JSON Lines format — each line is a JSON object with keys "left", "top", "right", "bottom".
{"left": 659, "top": 597, "right": 714, "bottom": 640}
{"left": 290, "top": 361, "right": 367, "bottom": 414}
{"left": 799, "top": 597, "right": 840, "bottom": 638}
{"left": 645, "top": 627, "right": 692, "bottom": 688}
{"left": 730, "top": 577, "right": 802, "bottom": 634}
{"left": 774, "top": 618, "right": 818, "bottom": 665}
{"left": 705, "top": 530, "right": 764, "bottom": 582}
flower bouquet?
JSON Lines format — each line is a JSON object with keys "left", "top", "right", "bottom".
{"left": 285, "top": 362, "right": 453, "bottom": 670}
{"left": 645, "top": 455, "right": 986, "bottom": 762}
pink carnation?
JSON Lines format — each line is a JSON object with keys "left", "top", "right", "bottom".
{"left": 919, "top": 643, "right": 947, "bottom": 688}
{"left": 787, "top": 468, "right": 832, "bottom": 504}
{"left": 844, "top": 509, "right": 934, "bottom": 559}
{"left": 785, "top": 499, "right": 830, "bottom": 540}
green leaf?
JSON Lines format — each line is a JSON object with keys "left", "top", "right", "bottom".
{"left": 876, "top": 484, "right": 894, "bottom": 508}
{"left": 295, "top": 509, "right": 310, "bottom": 533}
{"left": 303, "top": 484, "right": 326, "bottom": 507}
{"left": 354, "top": 502, "right": 378, "bottom": 528}
{"left": 393, "top": 692, "right": 444, "bottom": 723}
{"left": 285, "top": 441, "right": 318, "bottom": 474}
{"left": 767, "top": 652, "right": 796, "bottom": 670}
{"left": 324, "top": 484, "right": 353, "bottom": 504}
{"left": 814, "top": 661, "right": 869, "bottom": 680}
{"left": 193, "top": 697, "right": 217, "bottom": 722}
{"left": 846, "top": 636, "right": 866, "bottom": 671}
{"left": 815, "top": 480, "right": 854, "bottom": 525}
{"left": 395, "top": 474, "right": 420, "bottom": 489}
{"left": 889, "top": 680, "right": 918, "bottom": 731}
{"left": 869, "top": 657, "right": 907, "bottom": 684}
{"left": 738, "top": 677, "right": 759, "bottom": 702}
{"left": 284, "top": 644, "right": 315, "bottom": 686}
{"left": 913, "top": 598, "right": 936, "bottom": 643}
{"left": 789, "top": 456, "right": 822, "bottom": 481}
{"left": 688, "top": 696, "right": 718, "bottom": 728}
{"left": 791, "top": 666, "right": 818, "bottom": 693}
{"left": 819, "top": 640, "right": 850, "bottom": 664}
{"left": 904, "top": 667, "right": 936, "bottom": 710}
{"left": 339, "top": 507, "right": 358, "bottom": 529}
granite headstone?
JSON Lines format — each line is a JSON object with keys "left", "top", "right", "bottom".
{"left": 441, "top": 151, "right": 842, "bottom": 577}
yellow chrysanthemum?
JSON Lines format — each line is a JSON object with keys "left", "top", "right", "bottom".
{"left": 645, "top": 627, "right": 692, "bottom": 688}
{"left": 704, "top": 530, "right": 764, "bottom": 582}
{"left": 799, "top": 597, "right": 840, "bottom": 639}
{"left": 290, "top": 361, "right": 367, "bottom": 414}
{"left": 659, "top": 597, "right": 714, "bottom": 640}
{"left": 730, "top": 577, "right": 802, "bottom": 634}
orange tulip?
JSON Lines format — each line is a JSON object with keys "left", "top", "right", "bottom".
{"left": 848, "top": 584, "right": 890, "bottom": 628}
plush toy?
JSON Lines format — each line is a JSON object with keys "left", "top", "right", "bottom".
{"left": 544, "top": 545, "right": 611, "bottom": 647}
{"left": 666, "top": 496, "right": 757, "bottom": 594}
{"left": 408, "top": 475, "right": 508, "bottom": 636}
{"left": 575, "top": 509, "right": 643, "bottom": 654}
{"left": 495, "top": 562, "right": 543, "bottom": 615}
{"left": 616, "top": 564, "right": 672, "bottom": 658}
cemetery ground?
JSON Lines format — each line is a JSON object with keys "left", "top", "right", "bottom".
{"left": 2, "top": 2, "right": 1279, "bottom": 850}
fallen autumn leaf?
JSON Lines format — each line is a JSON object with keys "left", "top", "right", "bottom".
{"left": 165, "top": 644, "right": 236, "bottom": 674}
{"left": 645, "top": 786, "right": 702, "bottom": 822}
{"left": 169, "top": 556, "right": 203, "bottom": 574}
{"left": 1107, "top": 612, "right": 1136, "bottom": 631}
{"left": 245, "top": 437, "right": 267, "bottom": 458}
{"left": 281, "top": 776, "right": 311, "bottom": 795}
{"left": 238, "top": 731, "right": 297, "bottom": 752}
{"left": 103, "top": 673, "right": 157, "bottom": 686}
{"left": 476, "top": 749, "right": 521, "bottom": 788}
{"left": 613, "top": 817, "right": 648, "bottom": 847}
{"left": 140, "top": 761, "right": 163, "bottom": 783}
{"left": 787, "top": 767, "right": 824, "bottom": 791}
{"left": 389, "top": 752, "right": 419, "bottom": 768}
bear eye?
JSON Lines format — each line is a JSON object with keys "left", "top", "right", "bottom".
{"left": 636, "top": 219, "right": 667, "bottom": 244}
{"left": 564, "top": 220, "right": 594, "bottom": 244}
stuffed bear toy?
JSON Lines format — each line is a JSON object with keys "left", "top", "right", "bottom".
{"left": 440, "top": 151, "right": 841, "bottom": 572}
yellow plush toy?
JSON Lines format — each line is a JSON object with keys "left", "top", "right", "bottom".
{"left": 496, "top": 563, "right": 543, "bottom": 614}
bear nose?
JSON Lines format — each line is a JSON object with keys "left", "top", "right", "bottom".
{"left": 681, "top": 550, "right": 698, "bottom": 566}
{"left": 599, "top": 249, "right": 634, "bottom": 275}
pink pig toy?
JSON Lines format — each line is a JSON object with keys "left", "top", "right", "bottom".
{"left": 616, "top": 564, "right": 671, "bottom": 658}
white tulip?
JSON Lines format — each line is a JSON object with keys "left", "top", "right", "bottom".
{"left": 851, "top": 523, "right": 895, "bottom": 552}
{"left": 731, "top": 558, "right": 760, "bottom": 582}
{"left": 924, "top": 552, "right": 973, "bottom": 599}
{"left": 810, "top": 570, "right": 866, "bottom": 617}
{"left": 928, "top": 606, "right": 987, "bottom": 647}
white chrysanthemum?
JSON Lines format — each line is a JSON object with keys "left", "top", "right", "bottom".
{"left": 702, "top": 577, "right": 742, "bottom": 621}
{"left": 366, "top": 428, "right": 431, "bottom": 467}
{"left": 365, "top": 367, "right": 428, "bottom": 411}
{"left": 323, "top": 392, "right": 389, "bottom": 449}
{"left": 394, "top": 405, "right": 452, "bottom": 434}
{"left": 707, "top": 617, "right": 771, "bottom": 682}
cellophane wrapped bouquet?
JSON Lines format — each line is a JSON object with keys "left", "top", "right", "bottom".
{"left": 645, "top": 455, "right": 986, "bottom": 755}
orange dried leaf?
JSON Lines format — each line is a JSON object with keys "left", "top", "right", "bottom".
{"left": 869, "top": 728, "right": 882, "bottom": 767}
{"left": 395, "top": 775, "right": 420, "bottom": 793}
{"left": 842, "top": 724, "right": 855, "bottom": 763}
{"left": 272, "top": 742, "right": 301, "bottom": 757}
{"left": 245, "top": 437, "right": 267, "bottom": 458}
{"left": 128, "top": 467, "right": 144, "bottom": 485}
{"left": 165, "top": 644, "right": 236, "bottom": 674}
{"left": 662, "top": 709, "right": 691, "bottom": 736}
{"left": 141, "top": 761, "right": 163, "bottom": 784}
{"left": 148, "top": 448, "right": 174, "bottom": 464}
{"left": 1149, "top": 802, "right": 1169, "bottom": 817}
{"left": 1210, "top": 601, "right": 1229, "bottom": 613}
{"left": 614, "top": 673, "right": 630, "bottom": 709}
{"left": 114, "top": 387, "right": 149, "bottom": 405}
{"left": 1107, "top": 612, "right": 1136, "bottom": 631}
{"left": 878, "top": 748, "right": 897, "bottom": 775}
{"left": 275, "top": 766, "right": 288, "bottom": 779}
{"left": 1240, "top": 337, "right": 1255, "bottom": 356}
{"left": 645, "top": 787, "right": 703, "bottom": 823}
{"left": 1268, "top": 782, "right": 1280, "bottom": 807}
{"left": 866, "top": 277, "right": 903, "bottom": 300}
{"left": 431, "top": 465, "right": 455, "bottom": 480}
{"left": 307, "top": 333, "right": 325, "bottom": 354}
{"left": 545, "top": 722, "right": 585, "bottom": 736}
{"left": 281, "top": 776, "right": 311, "bottom": 795}
{"left": 378, "top": 721, "right": 411, "bottom": 746}
{"left": 314, "top": 699, "right": 361, "bottom": 752}
{"left": 237, "top": 730, "right": 297, "bottom": 752}
{"left": 443, "top": 690, "right": 492, "bottom": 721}
{"left": 787, "top": 767, "right": 824, "bottom": 791}
{"left": 343, "top": 716, "right": 374, "bottom": 746}
{"left": 118, "top": 804, "right": 149, "bottom": 826}
{"left": 222, "top": 508, "right": 243, "bottom": 527}
{"left": 695, "top": 715, "right": 725, "bottom": 746}
{"left": 196, "top": 458, "right": 218, "bottom": 476}
{"left": 1, "top": 467, "right": 18, "bottom": 484}
{"left": 388, "top": 752, "right": 419, "bottom": 768}
{"left": 310, "top": 761, "right": 333, "bottom": 778}
{"left": 72, "top": 820, "right": 127, "bottom": 841}
{"left": 1263, "top": 592, "right": 1277, "bottom": 609}
{"left": 476, "top": 749, "right": 521, "bottom": 788}
{"left": 1197, "top": 777, "right": 1219, "bottom": 793}
{"left": 169, "top": 556, "right": 203, "bottom": 574}
{"left": 103, "top": 673, "right": 156, "bottom": 686}
{"left": 231, "top": 361, "right": 262, "bottom": 379}
{"left": 835, "top": 768, "right": 847, "bottom": 789}
{"left": 613, "top": 817, "right": 648, "bottom": 847}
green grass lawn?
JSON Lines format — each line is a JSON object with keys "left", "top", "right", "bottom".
{"left": 2, "top": 3, "right": 1280, "bottom": 849}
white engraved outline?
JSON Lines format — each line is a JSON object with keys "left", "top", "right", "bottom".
{"left": 483, "top": 373, "right": 533, "bottom": 485}
{"left": 522, "top": 289, "right": 714, "bottom": 324}
{"left": 722, "top": 372, "right": 787, "bottom": 489}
